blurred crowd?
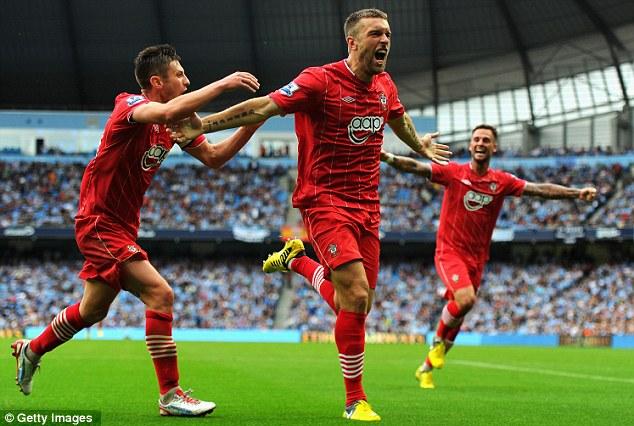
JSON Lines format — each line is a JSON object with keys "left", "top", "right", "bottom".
{"left": 449, "top": 146, "right": 630, "bottom": 158}
{"left": 1, "top": 259, "right": 284, "bottom": 331}
{"left": 1, "top": 159, "right": 632, "bottom": 232}
{"left": 285, "top": 260, "right": 634, "bottom": 336}
{"left": 2, "top": 259, "right": 632, "bottom": 336}
{"left": 0, "top": 161, "right": 289, "bottom": 230}
{"left": 379, "top": 162, "right": 628, "bottom": 231}
{"left": 1, "top": 155, "right": 632, "bottom": 338}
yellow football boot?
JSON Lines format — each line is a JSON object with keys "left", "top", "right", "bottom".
{"left": 428, "top": 341, "right": 446, "bottom": 369}
{"left": 415, "top": 365, "right": 435, "bottom": 389}
{"left": 342, "top": 400, "right": 381, "bottom": 422}
{"left": 262, "top": 239, "right": 305, "bottom": 273}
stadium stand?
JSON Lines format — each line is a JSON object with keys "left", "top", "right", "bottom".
{"left": 0, "top": 161, "right": 290, "bottom": 230}
{"left": 1, "top": 158, "right": 631, "bottom": 231}
{"left": 2, "top": 259, "right": 632, "bottom": 335}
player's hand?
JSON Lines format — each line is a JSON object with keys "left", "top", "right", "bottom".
{"left": 418, "top": 132, "right": 451, "bottom": 165}
{"left": 169, "top": 113, "right": 204, "bottom": 144}
{"left": 578, "top": 187, "right": 597, "bottom": 201}
{"left": 219, "top": 71, "right": 260, "bottom": 93}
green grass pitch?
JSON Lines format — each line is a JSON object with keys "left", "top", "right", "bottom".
{"left": 2, "top": 338, "right": 633, "bottom": 425}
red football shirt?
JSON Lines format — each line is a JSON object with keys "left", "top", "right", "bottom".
{"left": 431, "top": 162, "right": 526, "bottom": 262}
{"left": 76, "top": 92, "right": 205, "bottom": 235}
{"left": 269, "top": 60, "right": 405, "bottom": 212}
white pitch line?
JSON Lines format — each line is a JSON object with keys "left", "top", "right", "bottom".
{"left": 452, "top": 359, "right": 634, "bottom": 384}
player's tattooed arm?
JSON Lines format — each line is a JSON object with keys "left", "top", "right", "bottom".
{"left": 170, "top": 96, "right": 282, "bottom": 143}
{"left": 523, "top": 182, "right": 597, "bottom": 201}
{"left": 388, "top": 113, "right": 451, "bottom": 165}
{"left": 381, "top": 150, "right": 431, "bottom": 178}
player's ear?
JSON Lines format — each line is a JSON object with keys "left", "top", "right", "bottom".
{"left": 346, "top": 35, "right": 357, "bottom": 53}
{"left": 149, "top": 74, "right": 163, "bottom": 90}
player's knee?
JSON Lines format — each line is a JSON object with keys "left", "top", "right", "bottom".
{"left": 343, "top": 283, "right": 370, "bottom": 313}
{"left": 456, "top": 295, "right": 476, "bottom": 313}
{"left": 156, "top": 285, "right": 174, "bottom": 309}
{"left": 146, "top": 283, "right": 174, "bottom": 312}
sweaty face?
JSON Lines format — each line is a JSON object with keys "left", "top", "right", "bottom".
{"left": 469, "top": 129, "right": 497, "bottom": 163}
{"left": 158, "top": 61, "right": 190, "bottom": 102}
{"left": 351, "top": 18, "right": 391, "bottom": 75}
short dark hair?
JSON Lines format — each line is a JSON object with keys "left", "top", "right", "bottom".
{"left": 344, "top": 8, "right": 388, "bottom": 37}
{"left": 472, "top": 124, "right": 498, "bottom": 140}
{"left": 134, "top": 44, "right": 181, "bottom": 90}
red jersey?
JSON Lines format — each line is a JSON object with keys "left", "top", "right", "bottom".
{"left": 76, "top": 92, "right": 205, "bottom": 235}
{"left": 269, "top": 60, "right": 405, "bottom": 212}
{"left": 431, "top": 162, "right": 526, "bottom": 262}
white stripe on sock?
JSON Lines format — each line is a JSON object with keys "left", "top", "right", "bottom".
{"left": 338, "top": 352, "right": 364, "bottom": 360}
{"left": 441, "top": 305, "right": 462, "bottom": 327}
{"left": 150, "top": 351, "right": 178, "bottom": 359}
{"left": 311, "top": 266, "right": 324, "bottom": 292}
{"left": 149, "top": 347, "right": 178, "bottom": 356}
{"left": 339, "top": 352, "right": 364, "bottom": 379}
{"left": 51, "top": 308, "right": 78, "bottom": 341}
{"left": 146, "top": 335, "right": 177, "bottom": 359}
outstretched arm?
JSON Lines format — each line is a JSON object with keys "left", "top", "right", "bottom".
{"left": 523, "top": 182, "right": 597, "bottom": 201}
{"left": 170, "top": 96, "right": 282, "bottom": 143}
{"left": 132, "top": 71, "right": 260, "bottom": 124}
{"left": 381, "top": 150, "right": 432, "bottom": 178}
{"left": 387, "top": 113, "right": 451, "bottom": 165}
{"left": 186, "top": 122, "right": 264, "bottom": 169}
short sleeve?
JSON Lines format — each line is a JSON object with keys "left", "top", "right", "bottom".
{"left": 387, "top": 96, "right": 405, "bottom": 121}
{"left": 385, "top": 76, "right": 405, "bottom": 121}
{"left": 107, "top": 93, "right": 149, "bottom": 133}
{"left": 268, "top": 67, "right": 327, "bottom": 114}
{"left": 501, "top": 171, "right": 526, "bottom": 197}
{"left": 430, "top": 162, "right": 456, "bottom": 186}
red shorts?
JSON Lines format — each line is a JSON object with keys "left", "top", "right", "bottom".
{"left": 75, "top": 215, "right": 147, "bottom": 290}
{"left": 434, "top": 251, "right": 484, "bottom": 300}
{"left": 301, "top": 206, "right": 380, "bottom": 289}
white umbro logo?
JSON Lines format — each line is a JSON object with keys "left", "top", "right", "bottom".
{"left": 460, "top": 179, "right": 472, "bottom": 186}
{"left": 341, "top": 96, "right": 355, "bottom": 103}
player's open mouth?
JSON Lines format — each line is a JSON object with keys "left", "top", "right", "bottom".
{"left": 374, "top": 49, "right": 387, "bottom": 64}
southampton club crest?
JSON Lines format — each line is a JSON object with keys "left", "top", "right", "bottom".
{"left": 379, "top": 92, "right": 387, "bottom": 111}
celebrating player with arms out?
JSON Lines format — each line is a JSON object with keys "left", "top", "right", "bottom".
{"left": 171, "top": 8, "right": 451, "bottom": 421}
{"left": 11, "top": 44, "right": 261, "bottom": 416}
{"left": 380, "top": 124, "right": 597, "bottom": 389}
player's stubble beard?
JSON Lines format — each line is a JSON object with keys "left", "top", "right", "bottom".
{"left": 361, "top": 48, "right": 388, "bottom": 76}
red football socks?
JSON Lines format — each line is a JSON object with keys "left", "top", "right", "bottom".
{"left": 435, "top": 301, "right": 462, "bottom": 340}
{"left": 290, "top": 256, "right": 337, "bottom": 313}
{"left": 335, "top": 310, "right": 367, "bottom": 406}
{"left": 29, "top": 302, "right": 89, "bottom": 355}
{"left": 145, "top": 309, "right": 179, "bottom": 395}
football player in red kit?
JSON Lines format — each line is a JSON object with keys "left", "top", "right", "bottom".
{"left": 170, "top": 8, "right": 451, "bottom": 421}
{"left": 380, "top": 124, "right": 596, "bottom": 389}
{"left": 12, "top": 44, "right": 261, "bottom": 416}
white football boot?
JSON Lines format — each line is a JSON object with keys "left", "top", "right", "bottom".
{"left": 11, "top": 339, "right": 40, "bottom": 396}
{"left": 159, "top": 387, "right": 216, "bottom": 416}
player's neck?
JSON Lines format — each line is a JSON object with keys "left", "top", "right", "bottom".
{"left": 141, "top": 89, "right": 162, "bottom": 103}
{"left": 470, "top": 160, "right": 490, "bottom": 176}
{"left": 344, "top": 58, "right": 373, "bottom": 83}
